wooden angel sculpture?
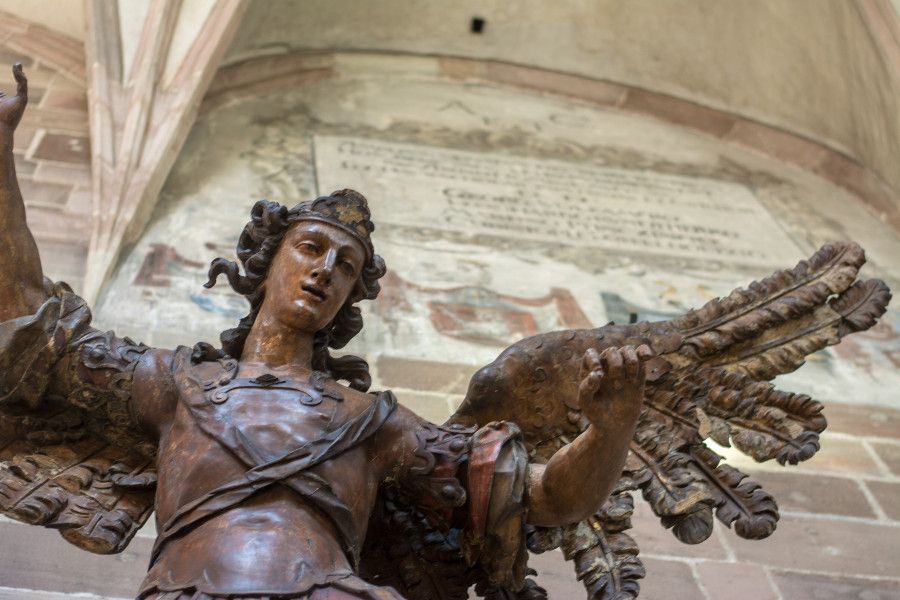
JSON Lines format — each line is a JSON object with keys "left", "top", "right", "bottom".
{"left": 0, "top": 64, "right": 891, "bottom": 600}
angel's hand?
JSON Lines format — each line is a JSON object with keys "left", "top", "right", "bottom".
{"left": 577, "top": 345, "right": 653, "bottom": 426}
{"left": 0, "top": 64, "right": 28, "bottom": 133}
{"left": 526, "top": 343, "right": 656, "bottom": 527}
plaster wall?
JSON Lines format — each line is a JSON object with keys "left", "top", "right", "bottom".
{"left": 0, "top": 0, "right": 85, "bottom": 41}
{"left": 228, "top": 0, "right": 900, "bottom": 198}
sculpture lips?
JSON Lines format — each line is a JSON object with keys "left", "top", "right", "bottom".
{"left": 301, "top": 284, "right": 327, "bottom": 302}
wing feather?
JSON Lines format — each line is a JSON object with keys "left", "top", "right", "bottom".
{"left": 670, "top": 242, "right": 865, "bottom": 361}
{"left": 0, "top": 406, "right": 156, "bottom": 553}
{"left": 0, "top": 285, "right": 160, "bottom": 555}
{"left": 561, "top": 503, "right": 644, "bottom": 600}
{"left": 687, "top": 445, "right": 778, "bottom": 540}
{"left": 690, "top": 368, "right": 825, "bottom": 465}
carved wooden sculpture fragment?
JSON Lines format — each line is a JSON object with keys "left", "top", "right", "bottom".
{"left": 0, "top": 65, "right": 892, "bottom": 599}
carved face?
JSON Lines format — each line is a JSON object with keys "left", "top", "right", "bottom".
{"left": 260, "top": 220, "right": 366, "bottom": 334}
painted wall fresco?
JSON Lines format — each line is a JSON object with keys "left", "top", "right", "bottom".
{"left": 314, "top": 135, "right": 802, "bottom": 267}
{"left": 93, "top": 68, "right": 900, "bottom": 412}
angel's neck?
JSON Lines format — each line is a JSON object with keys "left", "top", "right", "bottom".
{"left": 240, "top": 313, "right": 315, "bottom": 370}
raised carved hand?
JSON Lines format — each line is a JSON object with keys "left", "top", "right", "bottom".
{"left": 578, "top": 345, "right": 653, "bottom": 427}
{"left": 0, "top": 64, "right": 27, "bottom": 134}
{"left": 0, "top": 62, "right": 45, "bottom": 317}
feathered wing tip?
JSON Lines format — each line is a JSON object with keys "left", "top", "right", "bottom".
{"left": 831, "top": 278, "right": 892, "bottom": 337}
{"left": 614, "top": 243, "right": 890, "bottom": 556}
{"left": 664, "top": 242, "right": 891, "bottom": 384}
{"left": 473, "top": 578, "right": 549, "bottom": 600}
{"left": 669, "top": 241, "right": 867, "bottom": 367}
{"left": 527, "top": 491, "right": 643, "bottom": 600}
{"left": 0, "top": 427, "right": 157, "bottom": 554}
{"left": 699, "top": 279, "right": 891, "bottom": 382}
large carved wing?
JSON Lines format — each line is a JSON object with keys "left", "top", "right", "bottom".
{"left": 0, "top": 281, "right": 159, "bottom": 554}
{"left": 445, "top": 241, "right": 891, "bottom": 600}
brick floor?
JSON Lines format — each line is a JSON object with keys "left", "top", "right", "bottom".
{"left": 375, "top": 356, "right": 475, "bottom": 395}
{"left": 871, "top": 441, "right": 900, "bottom": 476}
{"left": 748, "top": 471, "right": 875, "bottom": 518}
{"left": 770, "top": 571, "right": 900, "bottom": 600}
{"left": 525, "top": 551, "right": 583, "bottom": 597}
{"left": 396, "top": 389, "right": 457, "bottom": 423}
{"left": 730, "top": 516, "right": 900, "bottom": 577}
{"left": 639, "top": 558, "right": 705, "bottom": 600}
{"left": 824, "top": 404, "right": 900, "bottom": 439}
{"left": 695, "top": 562, "right": 778, "bottom": 600}
{"left": 866, "top": 480, "right": 900, "bottom": 521}
{"left": 778, "top": 434, "right": 883, "bottom": 477}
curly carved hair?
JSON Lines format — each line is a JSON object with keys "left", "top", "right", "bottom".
{"left": 202, "top": 190, "right": 386, "bottom": 391}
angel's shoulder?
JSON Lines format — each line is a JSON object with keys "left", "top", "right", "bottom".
{"left": 181, "top": 353, "right": 231, "bottom": 380}
{"left": 327, "top": 380, "right": 381, "bottom": 411}
{"left": 330, "top": 379, "right": 370, "bottom": 400}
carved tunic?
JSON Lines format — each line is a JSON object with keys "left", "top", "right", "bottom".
{"left": 0, "top": 283, "right": 530, "bottom": 599}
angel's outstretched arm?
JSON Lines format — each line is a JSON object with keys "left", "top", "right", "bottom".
{"left": 0, "top": 68, "right": 173, "bottom": 550}
{"left": 0, "top": 63, "right": 177, "bottom": 431}
{"left": 0, "top": 64, "right": 46, "bottom": 319}
{"left": 526, "top": 345, "right": 651, "bottom": 528}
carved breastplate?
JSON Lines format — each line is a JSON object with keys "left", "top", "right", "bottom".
{"left": 188, "top": 359, "right": 349, "bottom": 459}
{"left": 205, "top": 370, "right": 344, "bottom": 406}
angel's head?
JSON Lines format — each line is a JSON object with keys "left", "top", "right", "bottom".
{"left": 204, "top": 190, "right": 387, "bottom": 390}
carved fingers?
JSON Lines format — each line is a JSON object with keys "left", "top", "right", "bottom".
{"left": 13, "top": 63, "right": 27, "bottom": 98}
{"left": 578, "top": 344, "right": 654, "bottom": 424}
{"left": 0, "top": 64, "right": 28, "bottom": 131}
{"left": 578, "top": 348, "right": 604, "bottom": 399}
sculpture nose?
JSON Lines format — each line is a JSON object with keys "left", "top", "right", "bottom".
{"left": 311, "top": 268, "right": 330, "bottom": 283}
{"left": 311, "top": 249, "right": 337, "bottom": 283}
